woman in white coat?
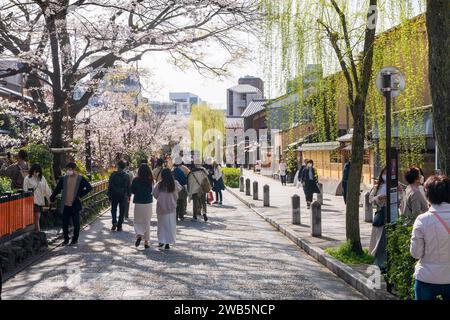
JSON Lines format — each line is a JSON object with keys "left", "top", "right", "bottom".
{"left": 410, "top": 175, "right": 450, "bottom": 300}
{"left": 153, "top": 168, "right": 182, "bottom": 250}
{"left": 23, "top": 163, "right": 52, "bottom": 232}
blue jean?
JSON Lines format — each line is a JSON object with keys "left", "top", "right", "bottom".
{"left": 414, "top": 280, "right": 450, "bottom": 300}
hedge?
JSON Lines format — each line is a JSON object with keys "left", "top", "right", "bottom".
{"left": 386, "top": 218, "right": 416, "bottom": 300}
{"left": 222, "top": 168, "right": 240, "bottom": 188}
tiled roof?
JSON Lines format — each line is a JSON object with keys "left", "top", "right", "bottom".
{"left": 299, "top": 141, "right": 340, "bottom": 151}
{"left": 228, "top": 84, "right": 261, "bottom": 94}
{"left": 241, "top": 100, "right": 266, "bottom": 118}
{"left": 225, "top": 117, "right": 244, "bottom": 129}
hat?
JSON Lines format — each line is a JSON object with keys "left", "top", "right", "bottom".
{"left": 173, "top": 157, "right": 183, "bottom": 165}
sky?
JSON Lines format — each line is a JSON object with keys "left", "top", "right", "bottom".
{"left": 140, "top": 34, "right": 264, "bottom": 110}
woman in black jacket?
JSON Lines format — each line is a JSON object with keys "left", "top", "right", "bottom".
{"left": 301, "top": 160, "right": 320, "bottom": 209}
{"left": 131, "top": 164, "right": 154, "bottom": 249}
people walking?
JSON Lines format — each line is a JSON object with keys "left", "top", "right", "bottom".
{"left": 152, "top": 158, "right": 164, "bottom": 184}
{"left": 23, "top": 163, "right": 52, "bottom": 232}
{"left": 369, "top": 167, "right": 388, "bottom": 273}
{"left": 342, "top": 159, "right": 351, "bottom": 204}
{"left": 0, "top": 149, "right": 29, "bottom": 190}
{"left": 131, "top": 164, "right": 154, "bottom": 249}
{"left": 108, "top": 160, "right": 131, "bottom": 231}
{"left": 401, "top": 167, "right": 428, "bottom": 224}
{"left": 50, "top": 162, "right": 92, "bottom": 246}
{"left": 279, "top": 158, "right": 287, "bottom": 186}
{"left": 172, "top": 157, "right": 189, "bottom": 221}
{"left": 203, "top": 157, "right": 214, "bottom": 205}
{"left": 187, "top": 164, "right": 211, "bottom": 222}
{"left": 300, "top": 160, "right": 320, "bottom": 209}
{"left": 410, "top": 175, "right": 450, "bottom": 300}
{"left": 153, "top": 168, "right": 183, "bottom": 250}
{"left": 212, "top": 161, "right": 225, "bottom": 205}
{"left": 293, "top": 159, "right": 307, "bottom": 188}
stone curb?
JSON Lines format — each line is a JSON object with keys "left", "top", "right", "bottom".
{"left": 226, "top": 186, "right": 398, "bottom": 301}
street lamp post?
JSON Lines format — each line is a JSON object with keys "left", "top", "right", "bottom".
{"left": 84, "top": 107, "right": 92, "bottom": 180}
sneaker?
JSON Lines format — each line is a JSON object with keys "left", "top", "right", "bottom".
{"left": 203, "top": 213, "right": 208, "bottom": 222}
{"left": 144, "top": 243, "right": 150, "bottom": 249}
{"left": 164, "top": 244, "right": 170, "bottom": 250}
{"left": 158, "top": 243, "right": 164, "bottom": 248}
{"left": 219, "top": 201, "right": 222, "bottom": 205}
{"left": 69, "top": 240, "right": 78, "bottom": 246}
{"left": 212, "top": 201, "right": 219, "bottom": 204}
{"left": 117, "top": 226, "right": 123, "bottom": 232}
{"left": 193, "top": 215, "right": 198, "bottom": 220}
{"left": 62, "top": 240, "right": 70, "bottom": 246}
{"left": 135, "top": 237, "right": 142, "bottom": 247}
{"left": 111, "top": 224, "right": 117, "bottom": 231}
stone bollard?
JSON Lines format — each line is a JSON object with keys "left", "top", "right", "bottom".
{"left": 239, "top": 176, "right": 245, "bottom": 192}
{"left": 245, "top": 178, "right": 251, "bottom": 196}
{"left": 263, "top": 185, "right": 270, "bottom": 207}
{"left": 253, "top": 181, "right": 259, "bottom": 200}
{"left": 317, "top": 183, "right": 323, "bottom": 205}
{"left": 292, "top": 195, "right": 301, "bottom": 225}
{"left": 240, "top": 166, "right": 243, "bottom": 176}
{"left": 364, "top": 191, "right": 373, "bottom": 223}
{"left": 311, "top": 201, "right": 322, "bottom": 237}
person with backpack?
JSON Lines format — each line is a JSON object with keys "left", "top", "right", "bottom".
{"left": 153, "top": 168, "right": 183, "bottom": 250}
{"left": 172, "top": 157, "right": 189, "bottom": 221}
{"left": 108, "top": 160, "right": 131, "bottom": 231}
{"left": 0, "top": 149, "right": 29, "bottom": 190}
{"left": 50, "top": 162, "right": 92, "bottom": 246}
{"left": 187, "top": 164, "right": 211, "bottom": 222}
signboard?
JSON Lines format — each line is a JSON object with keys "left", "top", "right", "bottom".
{"left": 389, "top": 148, "right": 399, "bottom": 223}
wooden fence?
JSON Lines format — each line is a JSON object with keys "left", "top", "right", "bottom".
{"left": 0, "top": 192, "right": 34, "bottom": 238}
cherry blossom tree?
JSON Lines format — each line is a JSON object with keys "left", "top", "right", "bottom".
{"left": 0, "top": 0, "right": 259, "bottom": 177}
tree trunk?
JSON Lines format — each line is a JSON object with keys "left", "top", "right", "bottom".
{"left": 427, "top": 0, "right": 450, "bottom": 176}
{"left": 51, "top": 108, "right": 64, "bottom": 180}
{"left": 346, "top": 100, "right": 365, "bottom": 254}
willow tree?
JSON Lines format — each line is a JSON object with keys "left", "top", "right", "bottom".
{"left": 0, "top": 0, "right": 258, "bottom": 177}
{"left": 427, "top": 0, "right": 450, "bottom": 176}
{"left": 261, "top": 0, "right": 379, "bottom": 253}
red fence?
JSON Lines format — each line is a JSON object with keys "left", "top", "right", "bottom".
{"left": 0, "top": 192, "right": 34, "bottom": 238}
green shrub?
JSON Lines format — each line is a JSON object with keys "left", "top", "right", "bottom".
{"left": 222, "top": 167, "right": 240, "bottom": 188}
{"left": 0, "top": 176, "right": 12, "bottom": 195}
{"left": 386, "top": 218, "right": 416, "bottom": 300}
{"left": 325, "top": 241, "right": 374, "bottom": 265}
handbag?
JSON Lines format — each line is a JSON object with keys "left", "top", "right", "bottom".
{"left": 208, "top": 191, "right": 214, "bottom": 203}
{"left": 372, "top": 208, "right": 386, "bottom": 227}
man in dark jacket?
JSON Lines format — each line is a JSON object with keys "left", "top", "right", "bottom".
{"left": 108, "top": 160, "right": 131, "bottom": 231}
{"left": 50, "top": 162, "right": 92, "bottom": 246}
{"left": 0, "top": 149, "right": 29, "bottom": 190}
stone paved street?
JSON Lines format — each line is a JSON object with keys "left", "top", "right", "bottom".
{"left": 2, "top": 191, "right": 364, "bottom": 300}
{"left": 239, "top": 169, "right": 373, "bottom": 250}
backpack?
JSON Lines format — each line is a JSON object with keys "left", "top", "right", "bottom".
{"left": 109, "top": 171, "right": 129, "bottom": 197}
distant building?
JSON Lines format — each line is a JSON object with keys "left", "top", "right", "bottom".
{"left": 238, "top": 76, "right": 264, "bottom": 97}
{"left": 149, "top": 101, "right": 178, "bottom": 115}
{"left": 226, "top": 84, "right": 263, "bottom": 117}
{"left": 169, "top": 92, "right": 202, "bottom": 115}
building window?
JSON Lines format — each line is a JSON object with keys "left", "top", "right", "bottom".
{"left": 242, "top": 93, "right": 247, "bottom": 100}
{"left": 330, "top": 150, "right": 340, "bottom": 163}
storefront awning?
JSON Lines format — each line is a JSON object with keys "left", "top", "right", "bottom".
{"left": 299, "top": 141, "right": 340, "bottom": 152}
